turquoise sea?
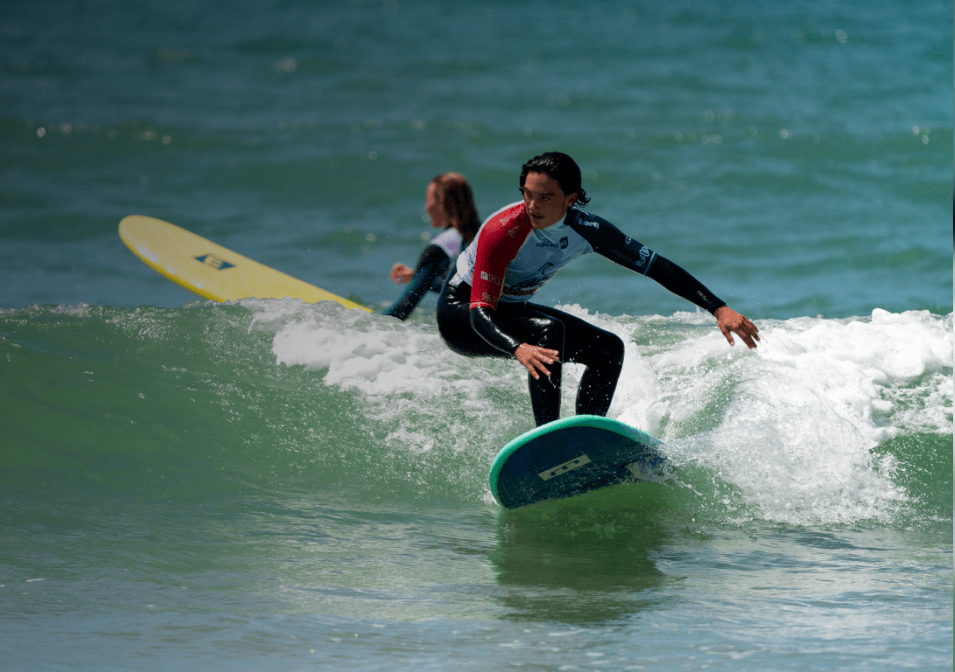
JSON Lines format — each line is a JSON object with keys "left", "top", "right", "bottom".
{"left": 1, "top": 0, "right": 952, "bottom": 670}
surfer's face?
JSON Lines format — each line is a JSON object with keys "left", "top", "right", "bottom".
{"left": 425, "top": 182, "right": 450, "bottom": 229}
{"left": 520, "top": 172, "right": 577, "bottom": 230}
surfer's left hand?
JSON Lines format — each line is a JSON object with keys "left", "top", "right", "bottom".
{"left": 715, "top": 306, "right": 760, "bottom": 349}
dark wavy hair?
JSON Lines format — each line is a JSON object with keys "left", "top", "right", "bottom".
{"left": 432, "top": 172, "right": 480, "bottom": 245}
{"left": 519, "top": 152, "right": 590, "bottom": 206}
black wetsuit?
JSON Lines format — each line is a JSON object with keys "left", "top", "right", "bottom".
{"left": 383, "top": 228, "right": 462, "bottom": 321}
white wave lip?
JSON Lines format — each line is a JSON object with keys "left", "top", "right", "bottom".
{"left": 638, "top": 308, "right": 952, "bottom": 525}
{"left": 265, "top": 301, "right": 952, "bottom": 524}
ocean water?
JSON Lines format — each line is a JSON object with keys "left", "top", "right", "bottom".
{"left": 1, "top": 0, "right": 952, "bottom": 670}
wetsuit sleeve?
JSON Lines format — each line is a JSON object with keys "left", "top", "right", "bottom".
{"left": 645, "top": 255, "right": 726, "bottom": 314}
{"left": 572, "top": 213, "right": 658, "bottom": 275}
{"left": 469, "top": 306, "right": 523, "bottom": 355}
{"left": 382, "top": 244, "right": 450, "bottom": 321}
{"left": 573, "top": 213, "right": 726, "bottom": 314}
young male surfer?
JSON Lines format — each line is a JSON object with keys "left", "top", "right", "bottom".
{"left": 436, "top": 151, "right": 759, "bottom": 426}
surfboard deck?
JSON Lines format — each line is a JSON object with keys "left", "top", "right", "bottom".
{"left": 119, "top": 215, "right": 371, "bottom": 311}
{"left": 489, "top": 415, "right": 671, "bottom": 509}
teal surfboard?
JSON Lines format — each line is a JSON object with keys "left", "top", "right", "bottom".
{"left": 489, "top": 415, "right": 670, "bottom": 509}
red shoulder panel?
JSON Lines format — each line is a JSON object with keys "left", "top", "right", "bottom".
{"left": 469, "top": 204, "right": 531, "bottom": 310}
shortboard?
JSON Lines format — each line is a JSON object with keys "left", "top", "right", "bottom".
{"left": 489, "top": 415, "right": 671, "bottom": 509}
{"left": 118, "top": 215, "right": 371, "bottom": 311}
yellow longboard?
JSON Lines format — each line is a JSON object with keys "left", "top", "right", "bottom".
{"left": 119, "top": 215, "right": 371, "bottom": 311}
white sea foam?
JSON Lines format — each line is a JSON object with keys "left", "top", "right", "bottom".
{"left": 257, "top": 299, "right": 526, "bottom": 452}
{"left": 259, "top": 300, "right": 951, "bottom": 523}
{"left": 261, "top": 300, "right": 489, "bottom": 400}
{"left": 622, "top": 308, "right": 952, "bottom": 525}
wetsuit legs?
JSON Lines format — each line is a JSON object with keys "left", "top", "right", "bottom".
{"left": 526, "top": 304, "right": 624, "bottom": 424}
{"left": 437, "top": 280, "right": 625, "bottom": 426}
{"left": 513, "top": 310, "right": 564, "bottom": 426}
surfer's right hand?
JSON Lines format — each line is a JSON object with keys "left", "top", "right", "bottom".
{"left": 514, "top": 343, "right": 560, "bottom": 380}
{"left": 714, "top": 305, "right": 760, "bottom": 349}
{"left": 389, "top": 263, "right": 414, "bottom": 284}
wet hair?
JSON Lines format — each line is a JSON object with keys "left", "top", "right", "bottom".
{"left": 519, "top": 152, "right": 590, "bottom": 206}
{"left": 431, "top": 172, "right": 481, "bottom": 245}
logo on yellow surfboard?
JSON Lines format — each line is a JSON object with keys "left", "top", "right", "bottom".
{"left": 194, "top": 254, "right": 235, "bottom": 271}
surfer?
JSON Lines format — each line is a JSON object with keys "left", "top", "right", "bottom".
{"left": 436, "top": 151, "right": 759, "bottom": 426}
{"left": 383, "top": 172, "right": 481, "bottom": 320}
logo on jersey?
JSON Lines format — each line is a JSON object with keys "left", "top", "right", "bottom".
{"left": 499, "top": 205, "right": 530, "bottom": 238}
{"left": 479, "top": 270, "right": 503, "bottom": 287}
{"left": 534, "top": 236, "right": 569, "bottom": 249}
{"left": 503, "top": 262, "right": 556, "bottom": 297}
{"left": 633, "top": 245, "right": 656, "bottom": 272}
